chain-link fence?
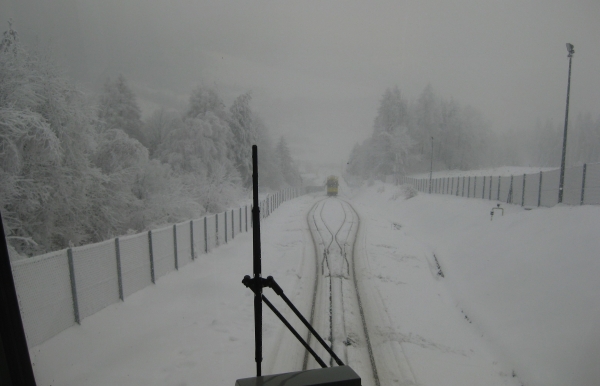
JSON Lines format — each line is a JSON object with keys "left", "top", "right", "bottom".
{"left": 397, "top": 163, "right": 600, "bottom": 207}
{"left": 11, "top": 188, "right": 303, "bottom": 348}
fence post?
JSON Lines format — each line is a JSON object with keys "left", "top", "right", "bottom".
{"left": 489, "top": 176, "right": 492, "bottom": 200}
{"left": 173, "top": 224, "right": 178, "bottom": 270}
{"left": 231, "top": 209, "right": 234, "bottom": 239}
{"left": 462, "top": 177, "right": 465, "bottom": 197}
{"left": 581, "top": 163, "right": 587, "bottom": 205}
{"left": 115, "top": 238, "right": 124, "bottom": 301}
{"left": 67, "top": 248, "right": 80, "bottom": 324}
{"left": 224, "top": 212, "right": 228, "bottom": 244}
{"left": 204, "top": 216, "right": 208, "bottom": 253}
{"left": 474, "top": 177, "right": 477, "bottom": 198}
{"left": 190, "top": 220, "right": 195, "bottom": 261}
{"left": 506, "top": 174, "right": 512, "bottom": 204}
{"left": 216, "top": 214, "right": 219, "bottom": 246}
{"left": 538, "top": 171, "right": 543, "bottom": 207}
{"left": 522, "top": 174, "right": 526, "bottom": 206}
{"left": 497, "top": 176, "right": 501, "bottom": 201}
{"left": 148, "top": 230, "right": 155, "bottom": 284}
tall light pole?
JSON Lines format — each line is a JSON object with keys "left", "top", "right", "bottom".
{"left": 558, "top": 43, "right": 575, "bottom": 203}
{"left": 429, "top": 136, "right": 433, "bottom": 193}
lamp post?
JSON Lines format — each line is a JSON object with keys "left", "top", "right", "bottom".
{"left": 429, "top": 136, "right": 433, "bottom": 194}
{"left": 558, "top": 43, "right": 575, "bottom": 203}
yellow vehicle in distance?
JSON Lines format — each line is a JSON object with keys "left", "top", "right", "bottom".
{"left": 326, "top": 176, "right": 339, "bottom": 196}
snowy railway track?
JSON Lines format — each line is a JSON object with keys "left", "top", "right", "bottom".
{"left": 303, "top": 197, "right": 381, "bottom": 386}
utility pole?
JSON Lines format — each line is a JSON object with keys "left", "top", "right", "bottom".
{"left": 559, "top": 43, "right": 575, "bottom": 203}
{"left": 429, "top": 136, "right": 433, "bottom": 193}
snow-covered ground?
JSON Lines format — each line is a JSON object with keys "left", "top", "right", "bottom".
{"left": 29, "top": 181, "right": 600, "bottom": 386}
{"left": 409, "top": 166, "right": 556, "bottom": 179}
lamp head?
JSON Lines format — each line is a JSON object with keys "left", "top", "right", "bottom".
{"left": 566, "top": 43, "right": 575, "bottom": 57}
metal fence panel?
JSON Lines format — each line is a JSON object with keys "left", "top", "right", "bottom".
{"left": 152, "top": 225, "right": 175, "bottom": 280}
{"left": 541, "top": 169, "right": 560, "bottom": 207}
{"left": 562, "top": 165, "right": 584, "bottom": 205}
{"left": 119, "top": 232, "right": 152, "bottom": 298}
{"left": 584, "top": 163, "right": 600, "bottom": 205}
{"left": 71, "top": 239, "right": 120, "bottom": 320}
{"left": 12, "top": 250, "right": 74, "bottom": 348}
{"left": 512, "top": 176, "right": 524, "bottom": 206}
{"left": 206, "top": 214, "right": 217, "bottom": 250}
{"left": 192, "top": 218, "right": 205, "bottom": 257}
{"left": 523, "top": 173, "right": 541, "bottom": 207}
{"left": 176, "top": 222, "right": 192, "bottom": 268}
{"left": 499, "top": 176, "right": 511, "bottom": 202}
{"left": 489, "top": 176, "right": 498, "bottom": 200}
{"left": 474, "top": 176, "right": 484, "bottom": 199}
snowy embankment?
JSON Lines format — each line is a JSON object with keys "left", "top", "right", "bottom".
{"left": 350, "top": 182, "right": 600, "bottom": 386}
{"left": 29, "top": 182, "right": 599, "bottom": 386}
{"left": 409, "top": 166, "right": 556, "bottom": 179}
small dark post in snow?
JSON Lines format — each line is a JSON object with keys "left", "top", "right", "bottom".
{"left": 216, "top": 214, "right": 219, "bottom": 246}
{"left": 522, "top": 174, "right": 526, "bottom": 207}
{"left": 115, "top": 238, "right": 124, "bottom": 300}
{"left": 497, "top": 176, "right": 501, "bottom": 201}
{"left": 225, "top": 212, "right": 228, "bottom": 244}
{"left": 204, "top": 216, "right": 208, "bottom": 253}
{"left": 67, "top": 248, "right": 80, "bottom": 324}
{"left": 173, "top": 224, "right": 178, "bottom": 270}
{"left": 581, "top": 163, "right": 587, "bottom": 205}
{"left": 148, "top": 230, "right": 155, "bottom": 284}
{"left": 190, "top": 220, "right": 195, "bottom": 260}
{"left": 538, "top": 171, "right": 543, "bottom": 207}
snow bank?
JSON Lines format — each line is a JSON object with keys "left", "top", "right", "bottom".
{"left": 350, "top": 181, "right": 600, "bottom": 386}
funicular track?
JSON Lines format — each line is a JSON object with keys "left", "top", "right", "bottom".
{"left": 303, "top": 197, "right": 381, "bottom": 386}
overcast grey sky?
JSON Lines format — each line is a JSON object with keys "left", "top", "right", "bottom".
{"left": 2, "top": 0, "right": 600, "bottom": 166}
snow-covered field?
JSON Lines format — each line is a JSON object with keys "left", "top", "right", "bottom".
{"left": 30, "top": 181, "right": 600, "bottom": 386}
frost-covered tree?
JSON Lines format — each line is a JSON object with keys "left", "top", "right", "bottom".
{"left": 276, "top": 136, "right": 302, "bottom": 186}
{"left": 98, "top": 75, "right": 145, "bottom": 144}
{"left": 229, "top": 92, "right": 257, "bottom": 188}
{"left": 143, "top": 108, "right": 182, "bottom": 158}
{"left": 0, "top": 25, "right": 103, "bottom": 254}
{"left": 185, "top": 86, "right": 228, "bottom": 121}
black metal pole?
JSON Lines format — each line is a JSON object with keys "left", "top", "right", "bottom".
{"left": 559, "top": 45, "right": 574, "bottom": 203}
{"left": 251, "top": 145, "right": 263, "bottom": 377}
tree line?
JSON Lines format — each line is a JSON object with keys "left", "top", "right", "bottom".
{"left": 347, "top": 84, "right": 600, "bottom": 180}
{"left": 0, "top": 24, "right": 301, "bottom": 257}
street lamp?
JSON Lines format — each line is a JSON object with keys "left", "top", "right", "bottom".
{"left": 558, "top": 43, "right": 575, "bottom": 203}
{"left": 429, "top": 136, "right": 433, "bottom": 194}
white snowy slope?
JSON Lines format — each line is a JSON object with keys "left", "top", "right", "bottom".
{"left": 29, "top": 181, "right": 599, "bottom": 386}
{"left": 409, "top": 166, "right": 556, "bottom": 179}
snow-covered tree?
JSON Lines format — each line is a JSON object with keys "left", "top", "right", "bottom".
{"left": 229, "top": 92, "right": 257, "bottom": 188}
{"left": 0, "top": 26, "right": 103, "bottom": 254}
{"left": 276, "top": 136, "right": 302, "bottom": 186}
{"left": 98, "top": 75, "right": 145, "bottom": 144}
{"left": 143, "top": 108, "right": 183, "bottom": 158}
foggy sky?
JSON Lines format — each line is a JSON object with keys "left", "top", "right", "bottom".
{"left": 2, "top": 0, "right": 599, "bottom": 166}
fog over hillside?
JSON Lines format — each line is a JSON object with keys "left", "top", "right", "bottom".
{"left": 1, "top": 0, "right": 599, "bottom": 166}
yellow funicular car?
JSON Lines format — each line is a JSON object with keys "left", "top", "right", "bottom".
{"left": 326, "top": 175, "right": 339, "bottom": 196}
